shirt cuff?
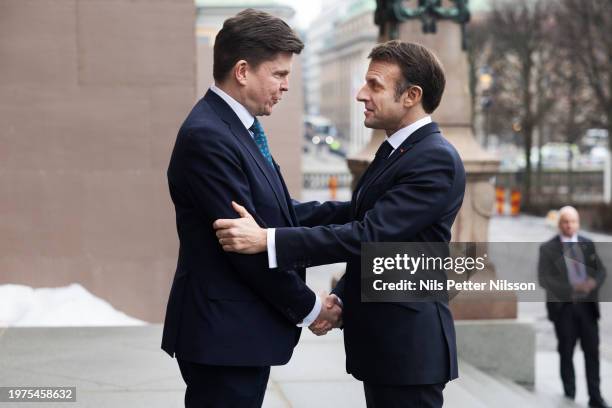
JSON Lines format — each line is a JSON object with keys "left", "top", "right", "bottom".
{"left": 267, "top": 228, "right": 277, "bottom": 268}
{"left": 297, "top": 295, "right": 322, "bottom": 327}
{"left": 334, "top": 295, "right": 343, "bottom": 308}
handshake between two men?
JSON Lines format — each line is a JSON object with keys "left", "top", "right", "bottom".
{"left": 312, "top": 293, "right": 343, "bottom": 336}
{"left": 213, "top": 201, "right": 343, "bottom": 336}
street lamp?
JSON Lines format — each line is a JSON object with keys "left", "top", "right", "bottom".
{"left": 375, "top": 0, "right": 471, "bottom": 48}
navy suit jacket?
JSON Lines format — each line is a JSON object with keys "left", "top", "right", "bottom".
{"left": 538, "top": 235, "right": 607, "bottom": 321}
{"left": 161, "top": 91, "right": 349, "bottom": 366}
{"left": 275, "top": 122, "right": 465, "bottom": 385}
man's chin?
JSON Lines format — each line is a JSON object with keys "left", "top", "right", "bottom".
{"left": 363, "top": 119, "right": 378, "bottom": 129}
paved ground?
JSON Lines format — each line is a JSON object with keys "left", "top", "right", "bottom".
{"left": 1, "top": 204, "right": 611, "bottom": 407}
{"left": 0, "top": 325, "right": 610, "bottom": 408}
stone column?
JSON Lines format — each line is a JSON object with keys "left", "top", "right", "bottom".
{"left": 0, "top": 0, "right": 196, "bottom": 323}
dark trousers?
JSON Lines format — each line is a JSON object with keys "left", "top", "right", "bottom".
{"left": 177, "top": 359, "right": 270, "bottom": 408}
{"left": 552, "top": 303, "right": 601, "bottom": 402}
{"left": 363, "top": 382, "right": 445, "bottom": 408}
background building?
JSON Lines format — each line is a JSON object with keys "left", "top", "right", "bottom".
{"left": 302, "top": 0, "right": 349, "bottom": 117}
{"left": 303, "top": 0, "right": 377, "bottom": 156}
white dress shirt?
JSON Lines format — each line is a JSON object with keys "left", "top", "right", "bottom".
{"left": 210, "top": 84, "right": 254, "bottom": 130}
{"left": 209, "top": 85, "right": 321, "bottom": 327}
{"left": 385, "top": 116, "right": 432, "bottom": 156}
{"left": 560, "top": 233, "right": 578, "bottom": 243}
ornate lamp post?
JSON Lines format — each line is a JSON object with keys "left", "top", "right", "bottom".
{"left": 375, "top": 0, "right": 470, "bottom": 48}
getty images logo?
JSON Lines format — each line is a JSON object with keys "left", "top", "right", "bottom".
{"left": 371, "top": 253, "right": 488, "bottom": 275}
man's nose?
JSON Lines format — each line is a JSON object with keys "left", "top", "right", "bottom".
{"left": 356, "top": 85, "right": 368, "bottom": 102}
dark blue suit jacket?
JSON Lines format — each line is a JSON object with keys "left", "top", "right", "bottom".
{"left": 275, "top": 122, "right": 465, "bottom": 385}
{"left": 538, "top": 235, "right": 607, "bottom": 321}
{"left": 161, "top": 91, "right": 349, "bottom": 366}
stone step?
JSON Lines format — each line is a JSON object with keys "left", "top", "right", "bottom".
{"left": 493, "top": 374, "right": 581, "bottom": 408}
{"left": 448, "top": 361, "right": 534, "bottom": 408}
{"left": 447, "top": 360, "right": 577, "bottom": 408}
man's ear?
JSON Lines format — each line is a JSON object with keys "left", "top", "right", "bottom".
{"left": 404, "top": 85, "right": 423, "bottom": 108}
{"left": 234, "top": 60, "right": 248, "bottom": 86}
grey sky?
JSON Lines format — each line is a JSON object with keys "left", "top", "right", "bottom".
{"left": 277, "top": 0, "right": 326, "bottom": 29}
{"left": 279, "top": 0, "right": 490, "bottom": 30}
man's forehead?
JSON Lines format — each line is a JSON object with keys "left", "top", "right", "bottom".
{"left": 263, "top": 54, "right": 293, "bottom": 70}
{"left": 559, "top": 207, "right": 579, "bottom": 220}
{"left": 366, "top": 60, "right": 399, "bottom": 79}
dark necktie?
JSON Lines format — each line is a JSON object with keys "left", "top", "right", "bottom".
{"left": 367, "top": 140, "right": 394, "bottom": 176}
{"left": 249, "top": 118, "right": 274, "bottom": 167}
{"left": 356, "top": 140, "right": 394, "bottom": 201}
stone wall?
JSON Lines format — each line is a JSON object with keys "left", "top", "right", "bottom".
{"left": 0, "top": 0, "right": 196, "bottom": 322}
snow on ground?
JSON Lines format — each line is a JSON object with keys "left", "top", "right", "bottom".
{"left": 0, "top": 283, "right": 146, "bottom": 327}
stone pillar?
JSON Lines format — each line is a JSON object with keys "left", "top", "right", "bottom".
{"left": 0, "top": 0, "right": 196, "bottom": 323}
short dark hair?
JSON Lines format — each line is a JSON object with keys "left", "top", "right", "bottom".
{"left": 368, "top": 41, "right": 445, "bottom": 113}
{"left": 213, "top": 9, "right": 304, "bottom": 82}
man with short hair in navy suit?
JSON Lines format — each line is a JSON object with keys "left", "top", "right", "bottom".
{"left": 215, "top": 41, "right": 466, "bottom": 408}
{"left": 161, "top": 9, "right": 343, "bottom": 408}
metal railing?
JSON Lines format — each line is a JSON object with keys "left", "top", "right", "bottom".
{"left": 303, "top": 172, "right": 352, "bottom": 189}
{"left": 495, "top": 170, "right": 605, "bottom": 204}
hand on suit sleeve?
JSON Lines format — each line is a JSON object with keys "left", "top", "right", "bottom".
{"left": 184, "top": 131, "right": 315, "bottom": 324}
{"left": 309, "top": 294, "right": 343, "bottom": 336}
{"left": 214, "top": 202, "right": 268, "bottom": 254}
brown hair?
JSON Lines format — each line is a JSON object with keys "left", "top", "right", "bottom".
{"left": 213, "top": 9, "right": 304, "bottom": 82}
{"left": 368, "top": 40, "right": 445, "bottom": 113}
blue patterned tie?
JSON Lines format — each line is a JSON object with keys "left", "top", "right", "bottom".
{"left": 249, "top": 118, "right": 274, "bottom": 167}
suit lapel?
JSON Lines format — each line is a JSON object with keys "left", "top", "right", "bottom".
{"left": 274, "top": 161, "right": 298, "bottom": 226}
{"left": 552, "top": 236, "right": 571, "bottom": 283}
{"left": 205, "top": 91, "right": 293, "bottom": 225}
{"left": 350, "top": 160, "right": 378, "bottom": 216}
{"left": 578, "top": 235, "right": 589, "bottom": 252}
{"left": 354, "top": 123, "right": 440, "bottom": 215}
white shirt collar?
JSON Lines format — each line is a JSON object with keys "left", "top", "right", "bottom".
{"left": 210, "top": 84, "right": 255, "bottom": 131}
{"left": 560, "top": 233, "right": 578, "bottom": 243}
{"left": 386, "top": 116, "right": 432, "bottom": 151}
